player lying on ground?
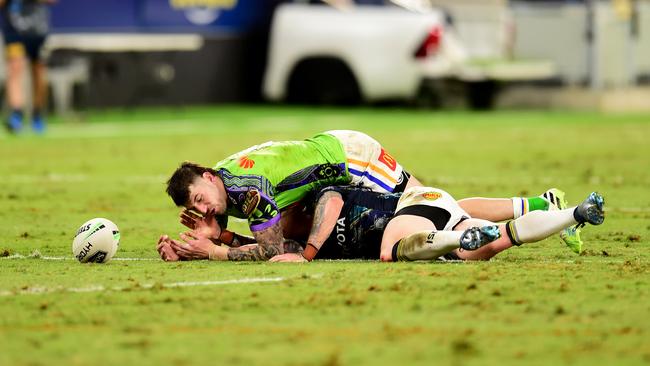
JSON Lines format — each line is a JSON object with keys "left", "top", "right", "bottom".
{"left": 265, "top": 186, "right": 604, "bottom": 262}
{"left": 158, "top": 185, "right": 601, "bottom": 262}
{"left": 385, "top": 187, "right": 603, "bottom": 261}
{"left": 163, "top": 129, "right": 582, "bottom": 261}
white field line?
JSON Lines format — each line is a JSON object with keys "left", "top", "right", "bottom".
{"left": 1, "top": 254, "right": 159, "bottom": 261}
{"left": 1, "top": 251, "right": 634, "bottom": 264}
{"left": 0, "top": 276, "right": 288, "bottom": 297}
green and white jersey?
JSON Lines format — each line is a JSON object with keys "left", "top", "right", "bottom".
{"left": 214, "top": 133, "right": 350, "bottom": 232}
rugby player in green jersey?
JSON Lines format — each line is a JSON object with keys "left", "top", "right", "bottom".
{"left": 164, "top": 130, "right": 423, "bottom": 261}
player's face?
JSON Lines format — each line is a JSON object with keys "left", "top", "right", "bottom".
{"left": 186, "top": 175, "right": 224, "bottom": 215}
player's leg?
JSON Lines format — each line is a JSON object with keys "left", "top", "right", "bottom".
{"left": 457, "top": 194, "right": 551, "bottom": 222}
{"left": 506, "top": 191, "right": 604, "bottom": 243}
{"left": 4, "top": 42, "right": 27, "bottom": 132}
{"left": 27, "top": 36, "right": 47, "bottom": 132}
{"left": 457, "top": 187, "right": 585, "bottom": 254}
{"left": 380, "top": 216, "right": 500, "bottom": 262}
{"left": 454, "top": 192, "right": 605, "bottom": 260}
{"left": 539, "top": 188, "right": 584, "bottom": 254}
{"left": 380, "top": 214, "right": 439, "bottom": 261}
{"left": 379, "top": 187, "right": 499, "bottom": 261}
{"left": 451, "top": 218, "right": 513, "bottom": 260}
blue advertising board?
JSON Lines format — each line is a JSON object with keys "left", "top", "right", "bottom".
{"left": 49, "top": 0, "right": 277, "bottom": 34}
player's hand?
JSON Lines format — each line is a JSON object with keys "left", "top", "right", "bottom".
{"left": 269, "top": 253, "right": 308, "bottom": 263}
{"left": 171, "top": 231, "right": 227, "bottom": 260}
{"left": 180, "top": 208, "right": 222, "bottom": 240}
{"left": 157, "top": 235, "right": 180, "bottom": 262}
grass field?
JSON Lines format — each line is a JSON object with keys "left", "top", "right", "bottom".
{"left": 1, "top": 106, "right": 649, "bottom": 366}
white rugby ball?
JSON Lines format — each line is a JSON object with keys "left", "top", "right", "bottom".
{"left": 72, "top": 218, "right": 120, "bottom": 263}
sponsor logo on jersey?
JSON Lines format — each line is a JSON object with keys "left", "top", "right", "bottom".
{"left": 422, "top": 192, "right": 442, "bottom": 200}
{"left": 238, "top": 156, "right": 255, "bottom": 169}
{"left": 334, "top": 217, "right": 347, "bottom": 246}
{"left": 242, "top": 189, "right": 261, "bottom": 216}
{"left": 378, "top": 148, "right": 397, "bottom": 171}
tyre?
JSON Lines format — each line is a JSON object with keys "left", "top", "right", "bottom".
{"left": 286, "top": 58, "right": 361, "bottom": 105}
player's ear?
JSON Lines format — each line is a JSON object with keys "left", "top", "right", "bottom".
{"left": 202, "top": 171, "right": 215, "bottom": 182}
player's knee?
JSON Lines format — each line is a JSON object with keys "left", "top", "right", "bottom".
{"left": 379, "top": 242, "right": 396, "bottom": 262}
{"left": 380, "top": 251, "right": 393, "bottom": 262}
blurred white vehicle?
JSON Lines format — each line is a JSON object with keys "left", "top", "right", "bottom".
{"left": 263, "top": 2, "right": 468, "bottom": 104}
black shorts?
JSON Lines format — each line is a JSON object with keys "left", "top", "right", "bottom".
{"left": 2, "top": 26, "right": 46, "bottom": 60}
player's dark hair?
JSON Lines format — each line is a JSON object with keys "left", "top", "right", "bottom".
{"left": 166, "top": 162, "right": 217, "bottom": 207}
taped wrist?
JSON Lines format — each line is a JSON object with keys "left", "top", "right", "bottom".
{"left": 208, "top": 246, "right": 220, "bottom": 261}
{"left": 302, "top": 244, "right": 319, "bottom": 261}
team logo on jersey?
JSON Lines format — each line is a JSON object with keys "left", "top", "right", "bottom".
{"left": 317, "top": 164, "right": 340, "bottom": 179}
{"left": 422, "top": 192, "right": 442, "bottom": 200}
{"left": 378, "top": 148, "right": 397, "bottom": 171}
{"left": 242, "top": 189, "right": 261, "bottom": 216}
{"left": 238, "top": 156, "right": 255, "bottom": 169}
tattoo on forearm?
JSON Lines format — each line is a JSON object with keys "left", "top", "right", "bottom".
{"left": 227, "top": 244, "right": 283, "bottom": 261}
{"left": 308, "top": 191, "right": 342, "bottom": 250}
{"left": 227, "top": 222, "right": 285, "bottom": 261}
{"left": 231, "top": 233, "right": 256, "bottom": 247}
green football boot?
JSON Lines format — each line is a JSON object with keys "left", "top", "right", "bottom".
{"left": 541, "top": 188, "right": 583, "bottom": 254}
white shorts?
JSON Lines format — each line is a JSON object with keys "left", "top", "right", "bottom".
{"left": 394, "top": 187, "right": 470, "bottom": 231}
{"left": 326, "top": 130, "right": 406, "bottom": 193}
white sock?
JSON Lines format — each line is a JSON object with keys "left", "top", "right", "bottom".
{"left": 512, "top": 197, "right": 527, "bottom": 219}
{"left": 393, "top": 230, "right": 463, "bottom": 261}
{"left": 508, "top": 208, "right": 578, "bottom": 244}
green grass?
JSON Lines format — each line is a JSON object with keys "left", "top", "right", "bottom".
{"left": 1, "top": 106, "right": 649, "bottom": 366}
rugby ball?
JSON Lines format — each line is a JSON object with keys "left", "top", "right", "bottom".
{"left": 72, "top": 218, "right": 120, "bottom": 263}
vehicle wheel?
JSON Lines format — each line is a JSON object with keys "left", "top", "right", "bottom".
{"left": 466, "top": 80, "right": 498, "bottom": 110}
{"left": 286, "top": 58, "right": 361, "bottom": 105}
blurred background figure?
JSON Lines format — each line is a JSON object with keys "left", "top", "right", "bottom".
{"left": 1, "top": 0, "right": 52, "bottom": 134}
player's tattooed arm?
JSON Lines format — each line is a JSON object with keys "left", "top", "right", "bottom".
{"left": 219, "top": 230, "right": 256, "bottom": 247}
{"left": 228, "top": 239, "right": 303, "bottom": 254}
{"left": 304, "top": 191, "right": 344, "bottom": 260}
{"left": 226, "top": 221, "right": 285, "bottom": 261}
{"left": 231, "top": 233, "right": 256, "bottom": 247}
